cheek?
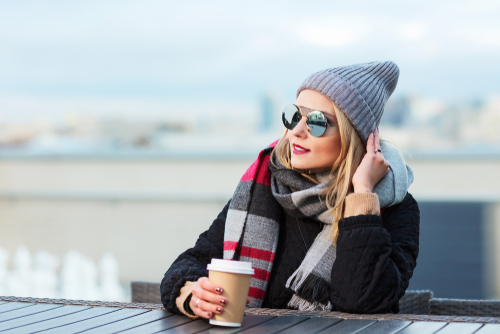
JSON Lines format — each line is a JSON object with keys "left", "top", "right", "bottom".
{"left": 316, "top": 136, "right": 341, "bottom": 163}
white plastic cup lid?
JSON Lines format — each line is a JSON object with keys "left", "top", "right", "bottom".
{"left": 207, "top": 259, "right": 254, "bottom": 275}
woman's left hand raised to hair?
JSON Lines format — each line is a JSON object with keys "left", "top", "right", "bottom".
{"left": 352, "top": 128, "right": 390, "bottom": 194}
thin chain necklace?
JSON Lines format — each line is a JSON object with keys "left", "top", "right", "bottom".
{"left": 296, "top": 217, "right": 326, "bottom": 252}
{"left": 295, "top": 218, "right": 310, "bottom": 252}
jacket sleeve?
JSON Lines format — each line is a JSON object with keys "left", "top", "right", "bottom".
{"left": 330, "top": 192, "right": 420, "bottom": 314}
{"left": 160, "top": 199, "right": 230, "bottom": 314}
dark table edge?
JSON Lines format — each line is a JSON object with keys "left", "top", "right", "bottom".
{"left": 2, "top": 295, "right": 500, "bottom": 325}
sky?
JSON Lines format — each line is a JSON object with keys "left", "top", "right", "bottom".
{"left": 0, "top": 0, "right": 499, "bottom": 123}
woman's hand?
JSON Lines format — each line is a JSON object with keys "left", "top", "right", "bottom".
{"left": 189, "top": 277, "right": 251, "bottom": 319}
{"left": 352, "top": 129, "right": 390, "bottom": 194}
{"left": 190, "top": 277, "right": 226, "bottom": 319}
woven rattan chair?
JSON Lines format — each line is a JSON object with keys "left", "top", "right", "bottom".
{"left": 398, "top": 290, "right": 433, "bottom": 315}
{"left": 131, "top": 281, "right": 161, "bottom": 304}
{"left": 430, "top": 298, "right": 500, "bottom": 317}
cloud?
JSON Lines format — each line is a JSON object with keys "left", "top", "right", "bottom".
{"left": 456, "top": 25, "right": 500, "bottom": 50}
{"left": 297, "top": 17, "right": 370, "bottom": 48}
{"left": 0, "top": 0, "right": 499, "bottom": 115}
{"left": 398, "top": 22, "right": 428, "bottom": 41}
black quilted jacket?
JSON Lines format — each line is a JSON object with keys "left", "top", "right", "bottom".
{"left": 161, "top": 192, "right": 419, "bottom": 314}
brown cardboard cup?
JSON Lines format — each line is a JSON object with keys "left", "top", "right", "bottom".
{"left": 207, "top": 259, "right": 254, "bottom": 327}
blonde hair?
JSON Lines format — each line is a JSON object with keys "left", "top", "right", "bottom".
{"left": 271, "top": 103, "right": 366, "bottom": 245}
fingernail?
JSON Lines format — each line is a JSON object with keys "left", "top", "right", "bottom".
{"left": 216, "top": 307, "right": 223, "bottom": 313}
{"left": 215, "top": 287, "right": 223, "bottom": 293}
{"left": 220, "top": 298, "right": 226, "bottom": 305}
{"left": 207, "top": 312, "right": 212, "bottom": 318}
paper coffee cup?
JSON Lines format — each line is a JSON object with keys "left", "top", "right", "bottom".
{"left": 207, "top": 259, "right": 254, "bottom": 327}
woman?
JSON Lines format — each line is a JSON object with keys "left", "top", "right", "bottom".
{"left": 161, "top": 61, "right": 419, "bottom": 319}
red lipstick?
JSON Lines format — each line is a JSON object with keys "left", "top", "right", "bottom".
{"left": 292, "top": 144, "right": 310, "bottom": 155}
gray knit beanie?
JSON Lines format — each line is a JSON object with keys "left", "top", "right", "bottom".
{"left": 296, "top": 60, "right": 399, "bottom": 144}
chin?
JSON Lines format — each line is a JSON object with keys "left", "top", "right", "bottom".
{"left": 290, "top": 158, "right": 311, "bottom": 171}
{"left": 291, "top": 158, "right": 332, "bottom": 173}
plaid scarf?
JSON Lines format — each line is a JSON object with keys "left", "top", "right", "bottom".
{"left": 223, "top": 140, "right": 334, "bottom": 310}
{"left": 223, "top": 140, "right": 413, "bottom": 310}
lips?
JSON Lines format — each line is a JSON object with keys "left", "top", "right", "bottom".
{"left": 292, "top": 144, "right": 310, "bottom": 155}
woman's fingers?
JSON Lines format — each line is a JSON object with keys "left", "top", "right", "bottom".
{"left": 352, "top": 129, "right": 391, "bottom": 193}
{"left": 366, "top": 132, "right": 374, "bottom": 153}
{"left": 190, "top": 298, "right": 209, "bottom": 318}
{"left": 193, "top": 278, "right": 223, "bottom": 301}
{"left": 374, "top": 128, "right": 381, "bottom": 151}
{"left": 199, "top": 277, "right": 223, "bottom": 295}
{"left": 196, "top": 277, "right": 226, "bottom": 305}
{"left": 192, "top": 298, "right": 224, "bottom": 318}
{"left": 190, "top": 277, "right": 226, "bottom": 319}
{"left": 197, "top": 287, "right": 227, "bottom": 306}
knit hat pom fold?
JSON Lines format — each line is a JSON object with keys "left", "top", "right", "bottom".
{"left": 297, "top": 60, "right": 399, "bottom": 144}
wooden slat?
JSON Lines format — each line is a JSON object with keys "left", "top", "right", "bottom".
{"left": 115, "top": 314, "right": 193, "bottom": 334}
{"left": 396, "top": 321, "right": 447, "bottom": 334}
{"left": 475, "top": 324, "right": 500, "bottom": 334}
{"left": 0, "top": 302, "right": 34, "bottom": 314}
{"left": 237, "top": 315, "right": 308, "bottom": 334}
{"left": 356, "top": 320, "right": 411, "bottom": 333}
{"left": 0, "top": 305, "right": 91, "bottom": 332}
{"left": 2, "top": 306, "right": 119, "bottom": 334}
{"left": 200, "top": 315, "right": 275, "bottom": 334}
{"left": 0, "top": 304, "right": 62, "bottom": 322}
{"left": 273, "top": 317, "right": 343, "bottom": 334}
{"left": 434, "top": 323, "right": 484, "bottom": 334}
{"left": 82, "top": 309, "right": 174, "bottom": 334}
{"left": 317, "top": 319, "right": 376, "bottom": 333}
{"left": 157, "top": 319, "right": 213, "bottom": 333}
{"left": 41, "top": 308, "right": 151, "bottom": 334}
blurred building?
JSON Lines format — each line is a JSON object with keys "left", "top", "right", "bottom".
{"left": 260, "top": 93, "right": 275, "bottom": 132}
{"left": 1, "top": 93, "right": 500, "bottom": 300}
{"left": 1, "top": 147, "right": 500, "bottom": 300}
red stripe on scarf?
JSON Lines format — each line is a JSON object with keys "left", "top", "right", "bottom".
{"left": 223, "top": 241, "right": 238, "bottom": 251}
{"left": 240, "top": 159, "right": 260, "bottom": 182}
{"left": 248, "top": 287, "right": 266, "bottom": 300}
{"left": 240, "top": 140, "right": 279, "bottom": 186}
{"left": 254, "top": 154, "right": 271, "bottom": 185}
{"left": 240, "top": 155, "right": 271, "bottom": 186}
{"left": 240, "top": 246, "right": 275, "bottom": 262}
{"left": 253, "top": 267, "right": 271, "bottom": 281}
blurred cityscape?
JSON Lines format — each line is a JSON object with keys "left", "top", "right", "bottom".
{"left": 1, "top": 93, "right": 500, "bottom": 302}
{"left": 1, "top": 93, "right": 499, "bottom": 156}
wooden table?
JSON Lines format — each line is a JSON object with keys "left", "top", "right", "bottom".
{"left": 1, "top": 297, "right": 500, "bottom": 333}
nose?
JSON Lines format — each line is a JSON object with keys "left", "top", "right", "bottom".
{"left": 290, "top": 114, "right": 309, "bottom": 138}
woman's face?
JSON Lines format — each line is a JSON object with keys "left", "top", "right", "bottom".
{"left": 287, "top": 89, "right": 341, "bottom": 174}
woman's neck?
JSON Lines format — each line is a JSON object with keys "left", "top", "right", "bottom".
{"left": 315, "top": 171, "right": 332, "bottom": 184}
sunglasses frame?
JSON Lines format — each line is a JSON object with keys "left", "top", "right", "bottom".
{"left": 282, "top": 104, "right": 335, "bottom": 137}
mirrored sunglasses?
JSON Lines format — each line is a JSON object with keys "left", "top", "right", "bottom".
{"left": 282, "top": 104, "right": 333, "bottom": 137}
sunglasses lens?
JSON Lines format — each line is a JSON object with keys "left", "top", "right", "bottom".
{"left": 307, "top": 111, "right": 328, "bottom": 137}
{"left": 282, "top": 104, "right": 300, "bottom": 130}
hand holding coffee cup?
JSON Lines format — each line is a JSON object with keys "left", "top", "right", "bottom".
{"left": 190, "top": 276, "right": 252, "bottom": 320}
{"left": 189, "top": 277, "right": 226, "bottom": 319}
{"left": 202, "top": 259, "right": 254, "bottom": 327}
